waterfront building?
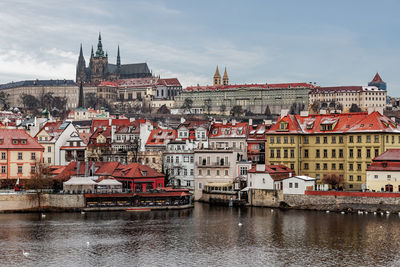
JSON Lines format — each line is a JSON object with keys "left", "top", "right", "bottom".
{"left": 76, "top": 34, "right": 152, "bottom": 84}
{"left": 35, "top": 121, "right": 77, "bottom": 166}
{"left": 247, "top": 121, "right": 270, "bottom": 164}
{"left": 175, "top": 81, "right": 313, "bottom": 115}
{"left": 59, "top": 131, "right": 89, "bottom": 165}
{"left": 247, "top": 164, "right": 294, "bottom": 190}
{"left": 266, "top": 110, "right": 400, "bottom": 190}
{"left": 275, "top": 175, "right": 316, "bottom": 194}
{"left": 366, "top": 149, "right": 400, "bottom": 192}
{"left": 163, "top": 140, "right": 195, "bottom": 188}
{"left": 309, "top": 85, "right": 386, "bottom": 112}
{"left": 0, "top": 129, "right": 43, "bottom": 181}
{"left": 0, "top": 79, "right": 78, "bottom": 109}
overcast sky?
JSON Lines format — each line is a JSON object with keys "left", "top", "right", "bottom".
{"left": 0, "top": 0, "right": 399, "bottom": 95}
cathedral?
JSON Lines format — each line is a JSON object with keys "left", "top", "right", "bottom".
{"left": 76, "top": 33, "right": 152, "bottom": 84}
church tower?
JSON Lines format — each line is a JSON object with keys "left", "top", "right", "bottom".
{"left": 76, "top": 44, "right": 86, "bottom": 84}
{"left": 223, "top": 67, "right": 229, "bottom": 85}
{"left": 89, "top": 33, "right": 109, "bottom": 82}
{"left": 368, "top": 72, "right": 387, "bottom": 91}
{"left": 214, "top": 66, "right": 221, "bottom": 86}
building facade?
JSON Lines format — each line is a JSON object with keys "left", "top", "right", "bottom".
{"left": 266, "top": 111, "right": 400, "bottom": 190}
{"left": 366, "top": 149, "right": 400, "bottom": 192}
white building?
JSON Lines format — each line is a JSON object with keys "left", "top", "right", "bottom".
{"left": 275, "top": 176, "right": 315, "bottom": 194}
{"left": 163, "top": 140, "right": 195, "bottom": 188}
{"left": 247, "top": 164, "right": 294, "bottom": 190}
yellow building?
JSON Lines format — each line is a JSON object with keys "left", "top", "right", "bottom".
{"left": 266, "top": 111, "right": 400, "bottom": 190}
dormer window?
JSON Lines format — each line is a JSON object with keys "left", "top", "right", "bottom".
{"left": 21, "top": 139, "right": 27, "bottom": 144}
{"left": 212, "top": 129, "right": 218, "bottom": 135}
{"left": 12, "top": 139, "right": 18, "bottom": 144}
{"left": 0, "top": 139, "right": 3, "bottom": 144}
{"left": 277, "top": 122, "right": 289, "bottom": 132}
{"left": 142, "top": 171, "right": 147, "bottom": 176}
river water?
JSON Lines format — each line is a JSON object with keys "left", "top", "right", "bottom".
{"left": 1, "top": 203, "right": 400, "bottom": 267}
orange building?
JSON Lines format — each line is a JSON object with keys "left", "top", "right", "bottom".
{"left": 0, "top": 129, "right": 44, "bottom": 182}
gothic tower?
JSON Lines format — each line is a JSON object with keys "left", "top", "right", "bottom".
{"left": 213, "top": 66, "right": 221, "bottom": 86}
{"left": 78, "top": 82, "right": 85, "bottom": 108}
{"left": 116, "top": 45, "right": 121, "bottom": 79}
{"left": 89, "top": 33, "right": 109, "bottom": 82}
{"left": 223, "top": 67, "right": 229, "bottom": 85}
{"left": 76, "top": 44, "right": 86, "bottom": 84}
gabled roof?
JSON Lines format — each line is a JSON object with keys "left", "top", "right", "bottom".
{"left": 367, "top": 162, "right": 400, "bottom": 171}
{"left": 91, "top": 119, "right": 133, "bottom": 132}
{"left": 113, "top": 163, "right": 164, "bottom": 179}
{"left": 373, "top": 149, "right": 400, "bottom": 162}
{"left": 209, "top": 122, "right": 248, "bottom": 138}
{"left": 248, "top": 124, "right": 268, "bottom": 140}
{"left": 36, "top": 121, "right": 70, "bottom": 141}
{"left": 157, "top": 78, "right": 181, "bottom": 87}
{"left": 146, "top": 129, "right": 177, "bottom": 146}
{"left": 370, "top": 73, "right": 384, "bottom": 83}
{"left": 0, "top": 129, "right": 43, "bottom": 150}
{"left": 248, "top": 164, "right": 295, "bottom": 181}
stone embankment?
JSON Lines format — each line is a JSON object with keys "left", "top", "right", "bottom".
{"left": 0, "top": 193, "right": 85, "bottom": 212}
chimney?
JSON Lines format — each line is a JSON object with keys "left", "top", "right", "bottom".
{"left": 180, "top": 117, "right": 186, "bottom": 123}
{"left": 249, "top": 118, "right": 253, "bottom": 126}
{"left": 256, "top": 164, "right": 266, "bottom": 172}
{"left": 300, "top": 111, "right": 309, "bottom": 117}
{"left": 111, "top": 125, "right": 116, "bottom": 142}
{"left": 109, "top": 118, "right": 112, "bottom": 126}
{"left": 222, "top": 119, "right": 227, "bottom": 125}
{"left": 232, "top": 119, "right": 236, "bottom": 126}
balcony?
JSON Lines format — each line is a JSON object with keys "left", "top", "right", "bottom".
{"left": 196, "top": 162, "right": 230, "bottom": 168}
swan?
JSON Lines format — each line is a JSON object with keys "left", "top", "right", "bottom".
{"left": 238, "top": 223, "right": 243, "bottom": 226}
{"left": 326, "top": 210, "right": 330, "bottom": 213}
{"left": 23, "top": 250, "right": 29, "bottom": 257}
{"left": 86, "top": 241, "right": 90, "bottom": 247}
{"left": 41, "top": 213, "right": 46, "bottom": 218}
{"left": 81, "top": 211, "right": 85, "bottom": 215}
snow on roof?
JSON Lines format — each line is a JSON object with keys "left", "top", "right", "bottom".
{"left": 63, "top": 177, "right": 97, "bottom": 185}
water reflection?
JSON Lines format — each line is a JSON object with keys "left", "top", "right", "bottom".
{"left": 1, "top": 205, "right": 400, "bottom": 266}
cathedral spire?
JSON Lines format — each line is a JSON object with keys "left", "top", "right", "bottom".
{"left": 90, "top": 45, "right": 94, "bottom": 58}
{"left": 95, "top": 32, "right": 104, "bottom": 57}
{"left": 76, "top": 44, "right": 86, "bottom": 84}
{"left": 223, "top": 67, "right": 229, "bottom": 85}
{"left": 213, "top": 66, "right": 221, "bottom": 86}
{"left": 117, "top": 45, "right": 121, "bottom": 68}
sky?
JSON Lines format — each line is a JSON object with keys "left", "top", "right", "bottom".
{"left": 0, "top": 0, "right": 399, "bottom": 95}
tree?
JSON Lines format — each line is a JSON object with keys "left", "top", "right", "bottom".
{"left": 85, "top": 93, "right": 98, "bottom": 109}
{"left": 182, "top": 98, "right": 193, "bottom": 113}
{"left": 40, "top": 92, "right": 55, "bottom": 110}
{"left": 289, "top": 103, "right": 297, "bottom": 115}
{"left": 349, "top": 103, "right": 362, "bottom": 113}
{"left": 157, "top": 104, "right": 170, "bottom": 114}
{"left": 264, "top": 105, "right": 272, "bottom": 118}
{"left": 204, "top": 98, "right": 212, "bottom": 115}
{"left": 0, "top": 91, "right": 10, "bottom": 110}
{"left": 25, "top": 161, "right": 53, "bottom": 211}
{"left": 322, "top": 174, "right": 344, "bottom": 190}
{"left": 21, "top": 93, "right": 39, "bottom": 110}
{"left": 230, "top": 105, "right": 244, "bottom": 117}
{"left": 220, "top": 104, "right": 226, "bottom": 114}
{"left": 311, "top": 101, "right": 319, "bottom": 113}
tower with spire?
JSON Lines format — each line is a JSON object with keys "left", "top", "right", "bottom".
{"left": 214, "top": 66, "right": 221, "bottom": 86}
{"left": 76, "top": 44, "right": 87, "bottom": 84}
{"left": 223, "top": 67, "right": 229, "bottom": 85}
{"left": 89, "top": 32, "right": 109, "bottom": 82}
{"left": 368, "top": 72, "right": 387, "bottom": 91}
{"left": 78, "top": 82, "right": 85, "bottom": 108}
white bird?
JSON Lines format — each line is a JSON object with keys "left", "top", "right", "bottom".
{"left": 381, "top": 212, "right": 384, "bottom": 215}
{"left": 270, "top": 209, "right": 274, "bottom": 212}
{"left": 81, "top": 211, "right": 85, "bottom": 215}
{"left": 238, "top": 222, "right": 243, "bottom": 226}
{"left": 86, "top": 241, "right": 90, "bottom": 247}
{"left": 326, "top": 210, "right": 330, "bottom": 213}
{"left": 41, "top": 213, "right": 46, "bottom": 218}
{"left": 374, "top": 212, "right": 377, "bottom": 215}
{"left": 23, "top": 250, "right": 29, "bottom": 257}
{"left": 364, "top": 211, "right": 368, "bottom": 214}
{"left": 386, "top": 211, "right": 390, "bottom": 214}
{"left": 341, "top": 211, "right": 345, "bottom": 214}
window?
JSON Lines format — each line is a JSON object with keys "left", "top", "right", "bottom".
{"left": 357, "top": 136, "right": 362, "bottom": 143}
{"left": 290, "top": 149, "right": 295, "bottom": 158}
{"left": 374, "top": 135, "right": 379, "bottom": 143}
{"left": 323, "top": 163, "right": 327, "bottom": 170}
{"left": 332, "top": 163, "right": 336, "bottom": 170}
{"left": 289, "top": 182, "right": 293, "bottom": 188}
{"left": 357, "top": 175, "right": 362, "bottom": 181}
{"left": 366, "top": 135, "right": 371, "bottom": 143}
{"left": 316, "top": 137, "right": 320, "bottom": 144}
{"left": 31, "top": 166, "right": 36, "bottom": 174}
{"left": 284, "top": 149, "right": 288, "bottom": 158}
{"left": 175, "top": 156, "right": 179, "bottom": 163}
{"left": 198, "top": 182, "right": 202, "bottom": 189}
{"left": 304, "top": 163, "right": 309, "bottom": 170}
{"left": 304, "top": 137, "right": 309, "bottom": 144}
{"left": 48, "top": 157, "right": 51, "bottom": 164}
{"left": 349, "top": 136, "right": 354, "bottom": 143}
{"left": 375, "top": 149, "right": 379, "bottom": 157}
{"left": 295, "top": 183, "right": 298, "bottom": 188}
{"left": 316, "top": 149, "right": 320, "bottom": 158}
{"left": 304, "top": 149, "right": 309, "bottom": 158}
{"left": 270, "top": 137, "right": 274, "bottom": 144}
{"left": 339, "top": 136, "right": 344, "bottom": 144}
{"left": 18, "top": 166, "right": 22, "bottom": 174}
{"left": 48, "top": 146, "right": 51, "bottom": 152}
{"left": 277, "top": 150, "right": 281, "bottom": 158}
{"left": 284, "top": 137, "right": 288, "bottom": 144}
{"left": 1, "top": 166, "right": 6, "bottom": 173}
{"left": 216, "top": 170, "right": 219, "bottom": 176}
{"left": 357, "top": 163, "right": 362, "bottom": 171}
{"left": 1, "top": 152, "right": 5, "bottom": 160}
{"left": 349, "top": 164, "right": 353, "bottom": 171}
{"left": 339, "top": 163, "right": 344, "bottom": 170}
{"left": 290, "top": 163, "right": 294, "bottom": 170}
{"left": 207, "top": 170, "right": 210, "bottom": 176}
{"left": 323, "top": 149, "right": 327, "bottom": 158}
{"left": 225, "top": 170, "right": 228, "bottom": 176}
{"left": 374, "top": 175, "right": 378, "bottom": 179}
{"left": 357, "top": 149, "right": 362, "bottom": 158}
{"left": 276, "top": 137, "right": 281, "bottom": 144}
{"left": 190, "top": 169, "right": 194, "bottom": 176}
{"left": 323, "top": 137, "right": 328, "bottom": 144}
{"left": 18, "top": 153, "right": 22, "bottom": 160}
{"left": 366, "top": 149, "right": 371, "bottom": 158}
{"left": 152, "top": 157, "right": 156, "bottom": 163}
{"left": 339, "top": 149, "right": 343, "bottom": 158}
{"left": 349, "top": 175, "right": 353, "bottom": 181}
{"left": 331, "top": 136, "right": 336, "bottom": 144}
{"left": 240, "top": 166, "right": 248, "bottom": 175}
{"left": 199, "top": 170, "right": 202, "bottom": 175}
{"left": 349, "top": 149, "right": 353, "bottom": 158}
{"left": 290, "top": 137, "right": 295, "bottom": 144}
{"left": 332, "top": 149, "right": 336, "bottom": 158}
{"left": 316, "top": 163, "right": 320, "bottom": 170}
{"left": 270, "top": 149, "right": 275, "bottom": 158}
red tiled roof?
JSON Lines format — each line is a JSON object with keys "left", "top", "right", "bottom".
{"left": 79, "top": 132, "right": 91, "bottom": 144}
{"left": 269, "top": 112, "right": 400, "bottom": 135}
{"left": 373, "top": 149, "right": 400, "bottom": 161}
{"left": 209, "top": 122, "right": 248, "bottom": 138}
{"left": 367, "top": 162, "right": 400, "bottom": 171}
{"left": 35, "top": 121, "right": 66, "bottom": 141}
{"left": 157, "top": 78, "right": 181, "bottom": 87}
{"left": 91, "top": 119, "right": 133, "bottom": 132}
{"left": 0, "top": 129, "right": 43, "bottom": 150}
{"left": 96, "top": 162, "right": 122, "bottom": 176}
{"left": 370, "top": 73, "right": 384, "bottom": 83}
{"left": 113, "top": 163, "right": 165, "bottom": 179}
{"left": 146, "top": 129, "right": 177, "bottom": 146}
{"left": 248, "top": 164, "right": 295, "bottom": 181}
{"left": 184, "top": 82, "right": 314, "bottom": 92}
{"left": 247, "top": 124, "right": 268, "bottom": 140}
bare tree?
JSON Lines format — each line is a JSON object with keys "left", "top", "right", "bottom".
{"left": 322, "top": 174, "right": 344, "bottom": 190}
{"left": 220, "top": 104, "right": 226, "bottom": 114}
{"left": 85, "top": 93, "right": 98, "bottom": 109}
{"left": 350, "top": 103, "right": 362, "bottom": 113}
{"left": 182, "top": 98, "right": 193, "bottom": 113}
{"left": 0, "top": 91, "right": 10, "bottom": 110}
{"left": 231, "top": 105, "right": 244, "bottom": 117}
{"left": 204, "top": 98, "right": 212, "bottom": 115}
{"left": 25, "top": 161, "right": 53, "bottom": 211}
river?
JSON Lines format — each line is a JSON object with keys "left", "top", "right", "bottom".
{"left": 1, "top": 203, "right": 400, "bottom": 267}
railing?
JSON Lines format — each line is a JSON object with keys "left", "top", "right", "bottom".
{"left": 195, "top": 163, "right": 230, "bottom": 168}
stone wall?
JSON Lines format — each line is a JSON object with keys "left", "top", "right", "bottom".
{"left": 0, "top": 194, "right": 85, "bottom": 212}
{"left": 248, "top": 189, "right": 283, "bottom": 208}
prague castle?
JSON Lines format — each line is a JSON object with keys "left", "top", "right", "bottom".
{"left": 76, "top": 33, "right": 152, "bottom": 84}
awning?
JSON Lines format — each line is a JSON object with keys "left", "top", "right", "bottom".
{"left": 241, "top": 187, "right": 250, "bottom": 192}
